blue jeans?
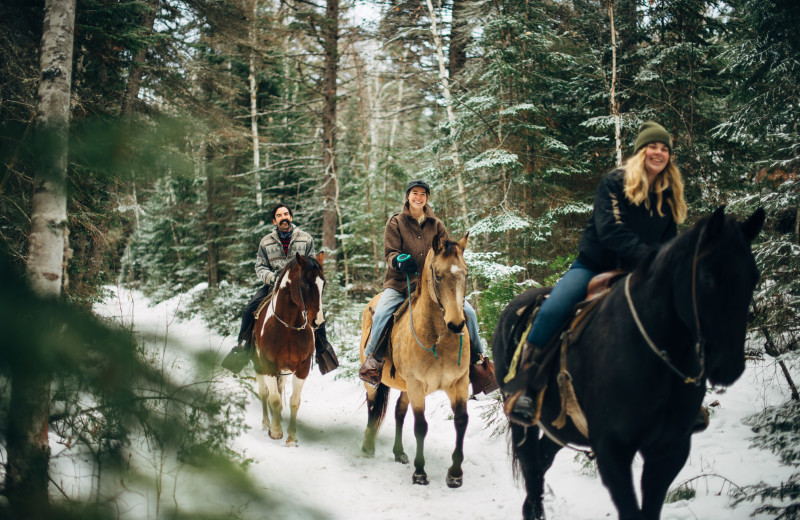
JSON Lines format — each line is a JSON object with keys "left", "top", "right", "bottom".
{"left": 365, "top": 288, "right": 484, "bottom": 356}
{"left": 526, "top": 260, "right": 597, "bottom": 346}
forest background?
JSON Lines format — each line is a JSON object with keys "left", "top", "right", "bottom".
{"left": 0, "top": 0, "right": 798, "bottom": 518}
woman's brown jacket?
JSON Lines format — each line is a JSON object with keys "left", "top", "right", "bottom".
{"left": 382, "top": 202, "right": 449, "bottom": 295}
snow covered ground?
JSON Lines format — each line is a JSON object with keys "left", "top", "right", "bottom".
{"left": 91, "top": 284, "right": 796, "bottom": 520}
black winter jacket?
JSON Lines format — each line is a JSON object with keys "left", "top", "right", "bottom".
{"left": 576, "top": 169, "right": 677, "bottom": 273}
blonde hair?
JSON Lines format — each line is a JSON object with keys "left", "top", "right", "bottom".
{"left": 621, "top": 148, "right": 687, "bottom": 223}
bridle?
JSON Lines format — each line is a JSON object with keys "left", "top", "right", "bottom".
{"left": 624, "top": 226, "right": 707, "bottom": 386}
{"left": 269, "top": 267, "right": 321, "bottom": 332}
{"left": 404, "top": 260, "right": 464, "bottom": 365}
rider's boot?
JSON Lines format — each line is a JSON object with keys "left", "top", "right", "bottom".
{"left": 469, "top": 351, "right": 499, "bottom": 395}
{"left": 221, "top": 338, "right": 253, "bottom": 374}
{"left": 314, "top": 322, "right": 339, "bottom": 375}
{"left": 503, "top": 341, "right": 547, "bottom": 426}
{"left": 358, "top": 355, "right": 384, "bottom": 387}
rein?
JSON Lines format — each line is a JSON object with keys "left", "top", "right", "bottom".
{"left": 623, "top": 228, "right": 707, "bottom": 386}
{"left": 404, "top": 270, "right": 464, "bottom": 366}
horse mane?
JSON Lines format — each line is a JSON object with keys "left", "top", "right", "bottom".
{"left": 409, "top": 239, "right": 464, "bottom": 302}
{"left": 639, "top": 213, "right": 711, "bottom": 280}
{"left": 274, "top": 254, "right": 322, "bottom": 285}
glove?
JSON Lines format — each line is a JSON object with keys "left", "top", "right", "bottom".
{"left": 264, "top": 272, "right": 276, "bottom": 286}
{"left": 392, "top": 254, "right": 418, "bottom": 274}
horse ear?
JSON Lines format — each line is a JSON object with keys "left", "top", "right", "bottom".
{"left": 316, "top": 251, "right": 326, "bottom": 266}
{"left": 457, "top": 232, "right": 469, "bottom": 251}
{"left": 704, "top": 206, "right": 726, "bottom": 241}
{"left": 741, "top": 207, "right": 765, "bottom": 243}
{"left": 432, "top": 234, "right": 442, "bottom": 254}
{"left": 295, "top": 252, "right": 306, "bottom": 267}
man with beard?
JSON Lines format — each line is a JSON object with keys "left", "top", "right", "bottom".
{"left": 222, "top": 203, "right": 339, "bottom": 374}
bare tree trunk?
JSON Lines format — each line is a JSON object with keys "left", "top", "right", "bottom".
{"left": 205, "top": 144, "right": 219, "bottom": 288}
{"left": 7, "top": 0, "right": 76, "bottom": 515}
{"left": 121, "top": 0, "right": 159, "bottom": 115}
{"left": 321, "top": 0, "right": 339, "bottom": 254}
{"left": 424, "top": 0, "right": 468, "bottom": 221}
{"left": 249, "top": 0, "right": 263, "bottom": 219}
{"left": 608, "top": 0, "right": 622, "bottom": 165}
{"left": 448, "top": 0, "right": 469, "bottom": 86}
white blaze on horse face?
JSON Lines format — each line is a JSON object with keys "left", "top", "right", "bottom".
{"left": 279, "top": 271, "right": 292, "bottom": 290}
{"left": 314, "top": 275, "right": 325, "bottom": 326}
{"left": 450, "top": 264, "right": 464, "bottom": 275}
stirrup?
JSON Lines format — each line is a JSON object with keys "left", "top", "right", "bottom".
{"left": 506, "top": 394, "right": 537, "bottom": 427}
{"left": 221, "top": 344, "right": 251, "bottom": 374}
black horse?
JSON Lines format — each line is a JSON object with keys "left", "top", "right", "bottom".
{"left": 492, "top": 207, "right": 765, "bottom": 520}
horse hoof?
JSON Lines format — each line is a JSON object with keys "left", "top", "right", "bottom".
{"left": 361, "top": 444, "right": 375, "bottom": 458}
{"left": 286, "top": 439, "right": 298, "bottom": 447}
{"left": 269, "top": 430, "right": 283, "bottom": 440}
{"left": 446, "top": 474, "right": 463, "bottom": 488}
{"left": 394, "top": 452, "right": 409, "bottom": 464}
{"left": 412, "top": 473, "right": 429, "bottom": 485}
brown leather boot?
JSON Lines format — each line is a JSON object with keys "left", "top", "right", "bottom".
{"left": 314, "top": 323, "right": 339, "bottom": 375}
{"left": 469, "top": 354, "right": 499, "bottom": 395}
{"left": 358, "top": 355, "right": 384, "bottom": 387}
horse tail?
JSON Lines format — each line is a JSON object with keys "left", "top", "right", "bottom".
{"left": 368, "top": 383, "right": 391, "bottom": 432}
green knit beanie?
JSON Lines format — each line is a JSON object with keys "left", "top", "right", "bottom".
{"left": 633, "top": 121, "right": 672, "bottom": 154}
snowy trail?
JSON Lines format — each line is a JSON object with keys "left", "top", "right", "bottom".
{"left": 96, "top": 286, "right": 794, "bottom": 520}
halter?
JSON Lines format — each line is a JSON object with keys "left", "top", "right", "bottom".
{"left": 623, "top": 227, "right": 707, "bottom": 386}
{"left": 269, "top": 268, "right": 319, "bottom": 332}
{"left": 404, "top": 264, "right": 464, "bottom": 366}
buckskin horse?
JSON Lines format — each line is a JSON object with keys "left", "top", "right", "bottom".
{"left": 492, "top": 207, "right": 765, "bottom": 520}
{"left": 253, "top": 252, "right": 326, "bottom": 447}
{"left": 360, "top": 234, "right": 471, "bottom": 487}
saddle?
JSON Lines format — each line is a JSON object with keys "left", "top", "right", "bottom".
{"left": 365, "top": 295, "right": 413, "bottom": 371}
{"left": 504, "top": 269, "right": 626, "bottom": 436}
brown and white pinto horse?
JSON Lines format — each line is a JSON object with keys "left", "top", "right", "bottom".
{"left": 253, "top": 252, "right": 326, "bottom": 447}
{"left": 360, "top": 234, "right": 471, "bottom": 487}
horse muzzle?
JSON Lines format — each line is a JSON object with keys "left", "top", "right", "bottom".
{"left": 447, "top": 320, "right": 466, "bottom": 334}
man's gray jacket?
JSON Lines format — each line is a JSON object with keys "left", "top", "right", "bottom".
{"left": 255, "top": 225, "right": 316, "bottom": 286}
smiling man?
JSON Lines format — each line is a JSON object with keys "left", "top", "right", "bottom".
{"left": 222, "top": 202, "right": 339, "bottom": 375}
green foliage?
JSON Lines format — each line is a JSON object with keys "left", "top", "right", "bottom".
{"left": 733, "top": 396, "right": 800, "bottom": 518}
{"left": 544, "top": 254, "right": 576, "bottom": 287}
{"left": 476, "top": 274, "right": 529, "bottom": 347}
{"left": 0, "top": 251, "right": 261, "bottom": 519}
{"left": 665, "top": 483, "right": 697, "bottom": 503}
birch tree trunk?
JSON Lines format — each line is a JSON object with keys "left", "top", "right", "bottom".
{"left": 608, "top": 0, "right": 622, "bottom": 165}
{"left": 321, "top": 0, "right": 339, "bottom": 254}
{"left": 424, "top": 0, "right": 468, "bottom": 220}
{"left": 249, "top": 0, "right": 263, "bottom": 218}
{"left": 7, "top": 0, "right": 76, "bottom": 515}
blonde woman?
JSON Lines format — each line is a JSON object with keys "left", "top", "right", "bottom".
{"left": 505, "top": 121, "right": 688, "bottom": 425}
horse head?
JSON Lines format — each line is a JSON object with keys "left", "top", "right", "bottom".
{"left": 424, "top": 233, "right": 469, "bottom": 334}
{"left": 669, "top": 206, "right": 764, "bottom": 386}
{"left": 284, "top": 252, "right": 327, "bottom": 328}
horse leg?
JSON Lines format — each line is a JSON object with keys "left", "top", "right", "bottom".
{"left": 444, "top": 387, "right": 469, "bottom": 488}
{"left": 393, "top": 391, "right": 410, "bottom": 464}
{"left": 640, "top": 439, "right": 691, "bottom": 520}
{"left": 407, "top": 386, "right": 429, "bottom": 485}
{"left": 512, "top": 424, "right": 561, "bottom": 520}
{"left": 285, "top": 376, "right": 305, "bottom": 447}
{"left": 256, "top": 374, "right": 270, "bottom": 431}
{"left": 361, "top": 383, "right": 389, "bottom": 457}
{"left": 594, "top": 438, "right": 642, "bottom": 520}
{"left": 264, "top": 375, "right": 283, "bottom": 440}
